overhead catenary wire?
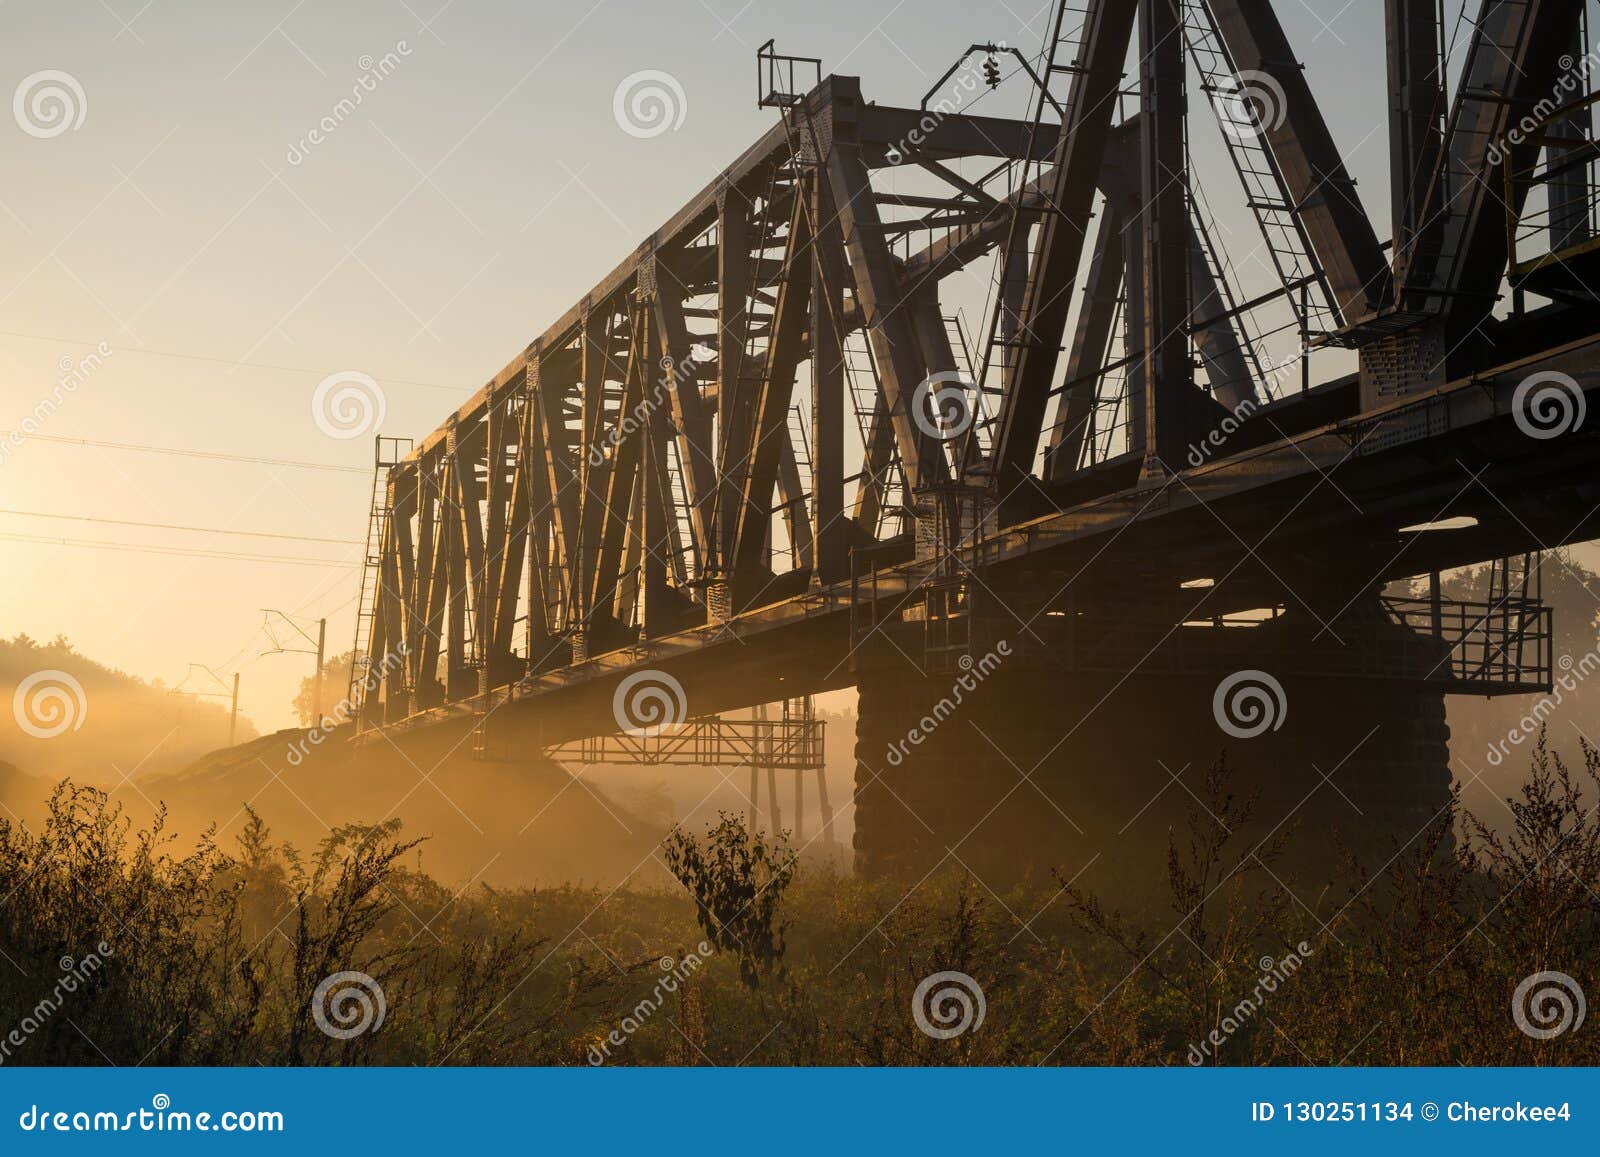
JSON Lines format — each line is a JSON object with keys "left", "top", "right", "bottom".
{"left": 0, "top": 327, "right": 469, "bottom": 394}
{"left": 18, "top": 434, "right": 369, "bottom": 474}
{"left": 1, "top": 531, "right": 360, "bottom": 568}
{"left": 0, "top": 508, "right": 361, "bottom": 545}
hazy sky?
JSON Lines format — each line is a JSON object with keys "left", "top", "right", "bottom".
{"left": 0, "top": 0, "right": 1490, "bottom": 730}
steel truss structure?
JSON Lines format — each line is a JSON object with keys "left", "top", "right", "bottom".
{"left": 352, "top": 0, "right": 1597, "bottom": 737}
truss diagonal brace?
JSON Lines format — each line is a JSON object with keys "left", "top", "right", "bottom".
{"left": 990, "top": 0, "right": 1138, "bottom": 486}
{"left": 1205, "top": 0, "right": 1390, "bottom": 325}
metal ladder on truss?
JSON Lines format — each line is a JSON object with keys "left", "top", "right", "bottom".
{"left": 349, "top": 434, "right": 413, "bottom": 721}
{"left": 969, "top": 1, "right": 1095, "bottom": 469}
{"left": 943, "top": 310, "right": 997, "bottom": 465}
{"left": 666, "top": 442, "right": 697, "bottom": 588}
{"left": 786, "top": 404, "right": 813, "bottom": 501}
{"left": 1182, "top": 0, "right": 1340, "bottom": 342}
{"left": 1188, "top": 164, "right": 1272, "bottom": 394}
{"left": 841, "top": 328, "right": 907, "bottom": 539}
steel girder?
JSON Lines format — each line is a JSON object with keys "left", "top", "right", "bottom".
{"left": 1393, "top": 0, "right": 1582, "bottom": 331}
{"left": 356, "top": 77, "right": 1071, "bottom": 724}
{"left": 354, "top": 0, "right": 1570, "bottom": 729}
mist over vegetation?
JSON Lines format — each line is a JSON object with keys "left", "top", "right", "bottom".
{"left": 3, "top": 556, "right": 1599, "bottom": 1065}
{"left": 0, "top": 634, "right": 255, "bottom": 786}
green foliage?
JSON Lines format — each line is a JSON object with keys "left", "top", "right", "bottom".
{"left": 0, "top": 634, "right": 254, "bottom": 780}
{"left": 293, "top": 651, "right": 355, "bottom": 727}
{"left": 4, "top": 744, "right": 1600, "bottom": 1066}
{"left": 663, "top": 812, "right": 797, "bottom": 987}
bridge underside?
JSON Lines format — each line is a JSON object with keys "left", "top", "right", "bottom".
{"left": 348, "top": 0, "right": 1598, "bottom": 880}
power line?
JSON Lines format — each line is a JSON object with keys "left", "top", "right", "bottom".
{"left": 1, "top": 531, "right": 360, "bottom": 568}
{"left": 0, "top": 508, "right": 361, "bottom": 545}
{"left": 0, "top": 328, "right": 469, "bottom": 394}
{"left": 20, "top": 434, "right": 370, "bottom": 474}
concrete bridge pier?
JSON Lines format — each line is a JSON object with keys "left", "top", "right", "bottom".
{"left": 851, "top": 602, "right": 1453, "bottom": 899}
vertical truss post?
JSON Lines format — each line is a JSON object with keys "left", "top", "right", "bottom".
{"left": 650, "top": 252, "right": 717, "bottom": 578}
{"left": 823, "top": 78, "right": 946, "bottom": 499}
{"left": 713, "top": 185, "right": 754, "bottom": 600}
{"left": 990, "top": 0, "right": 1139, "bottom": 489}
{"left": 1385, "top": 0, "right": 1444, "bottom": 268}
{"left": 1139, "top": 0, "right": 1193, "bottom": 475}
{"left": 811, "top": 173, "right": 849, "bottom": 585}
{"left": 1046, "top": 203, "right": 1125, "bottom": 480}
{"left": 592, "top": 306, "right": 646, "bottom": 631}
{"left": 731, "top": 176, "right": 812, "bottom": 585}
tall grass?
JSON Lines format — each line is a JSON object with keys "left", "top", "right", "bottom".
{"left": 2, "top": 740, "right": 1598, "bottom": 1066}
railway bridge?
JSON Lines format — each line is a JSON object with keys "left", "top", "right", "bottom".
{"left": 348, "top": 0, "right": 1600, "bottom": 882}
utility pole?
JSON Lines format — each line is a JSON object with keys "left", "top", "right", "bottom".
{"left": 263, "top": 609, "right": 329, "bottom": 725}
{"left": 314, "top": 618, "right": 326, "bottom": 723}
{"left": 172, "top": 664, "right": 241, "bottom": 748}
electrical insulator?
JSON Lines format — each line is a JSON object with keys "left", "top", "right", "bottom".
{"left": 983, "top": 55, "right": 1001, "bottom": 89}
